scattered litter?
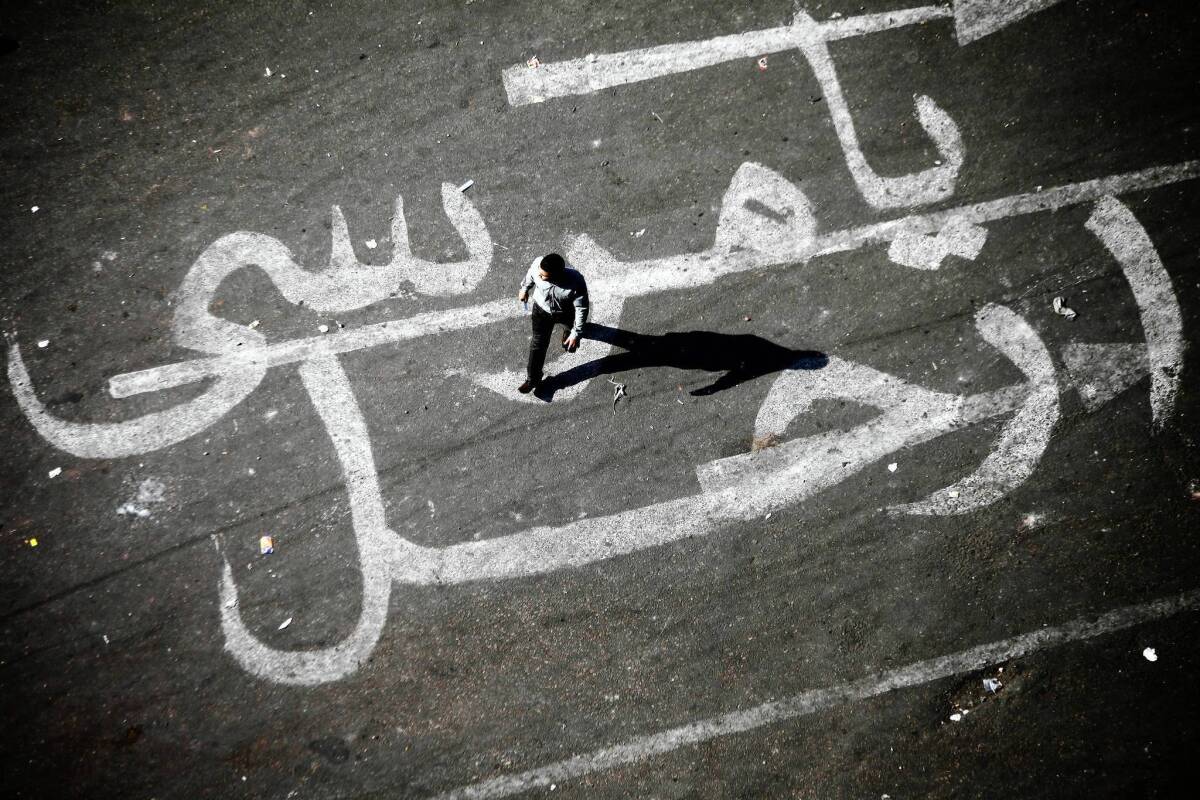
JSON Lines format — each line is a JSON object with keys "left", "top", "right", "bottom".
{"left": 102, "top": 634, "right": 110, "bottom": 645}
{"left": 277, "top": 617, "right": 292, "bottom": 630}
{"left": 949, "top": 712, "right": 962, "bottom": 722}
{"left": 264, "top": 66, "right": 272, "bottom": 77}
{"left": 948, "top": 489, "right": 960, "bottom": 498}
{"left": 1142, "top": 647, "right": 1158, "bottom": 662}
{"left": 765, "top": 512, "right": 772, "bottom": 520}
{"left": 887, "top": 462, "right": 898, "bottom": 473}
{"left": 608, "top": 376, "right": 627, "bottom": 414}
{"left": 756, "top": 56, "right": 769, "bottom": 71}
{"left": 37, "top": 339, "right": 49, "bottom": 348}
{"left": 1052, "top": 296, "right": 1077, "bottom": 320}
{"left": 526, "top": 55, "right": 541, "bottom": 68}
{"left": 248, "top": 319, "right": 260, "bottom": 329}
{"left": 29, "top": 537, "right": 38, "bottom": 547}
{"left": 259, "top": 535, "right": 275, "bottom": 555}
{"left": 676, "top": 398, "right": 684, "bottom": 404}
{"left": 365, "top": 239, "right": 377, "bottom": 249}
{"left": 650, "top": 111, "right": 664, "bottom": 124}
{"left": 743, "top": 315, "right": 752, "bottom": 322}
{"left": 31, "top": 205, "right": 39, "bottom": 213}
{"left": 982, "top": 678, "right": 1002, "bottom": 693}
{"left": 632, "top": 228, "right": 646, "bottom": 238}
{"left": 457, "top": 179, "right": 474, "bottom": 193}
{"left": 318, "top": 324, "right": 330, "bottom": 333}
{"left": 48, "top": 467, "right": 62, "bottom": 478}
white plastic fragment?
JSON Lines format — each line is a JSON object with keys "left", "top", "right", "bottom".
{"left": 949, "top": 712, "right": 962, "bottom": 722}
{"left": 1052, "top": 296, "right": 1077, "bottom": 320}
{"left": 982, "top": 678, "right": 1002, "bottom": 693}
{"left": 37, "top": 339, "right": 49, "bottom": 348}
{"left": 887, "top": 462, "right": 898, "bottom": 473}
{"left": 278, "top": 617, "right": 292, "bottom": 630}
{"left": 457, "top": 179, "right": 474, "bottom": 193}
{"left": 365, "top": 239, "right": 377, "bottom": 249}
{"left": 248, "top": 319, "right": 260, "bottom": 329}
{"left": 48, "top": 467, "right": 62, "bottom": 478}
{"left": 264, "top": 66, "right": 272, "bottom": 77}
{"left": 31, "top": 205, "right": 39, "bottom": 213}
{"left": 633, "top": 228, "right": 646, "bottom": 238}
{"left": 318, "top": 324, "right": 330, "bottom": 333}
{"left": 1142, "top": 647, "right": 1157, "bottom": 662}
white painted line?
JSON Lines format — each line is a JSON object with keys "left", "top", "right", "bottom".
{"left": 428, "top": 588, "right": 1200, "bottom": 800}
{"left": 104, "top": 160, "right": 1200, "bottom": 399}
{"left": 501, "top": 6, "right": 954, "bottom": 106}
{"left": 1085, "top": 197, "right": 1185, "bottom": 430}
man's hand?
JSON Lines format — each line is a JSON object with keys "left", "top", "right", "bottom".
{"left": 517, "top": 289, "right": 528, "bottom": 303}
{"left": 564, "top": 334, "right": 580, "bottom": 353}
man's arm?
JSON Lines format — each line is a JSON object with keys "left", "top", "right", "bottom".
{"left": 568, "top": 279, "right": 590, "bottom": 339}
{"left": 517, "top": 264, "right": 536, "bottom": 301}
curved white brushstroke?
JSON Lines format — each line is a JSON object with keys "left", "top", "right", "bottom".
{"left": 6, "top": 342, "right": 264, "bottom": 459}
{"left": 220, "top": 354, "right": 395, "bottom": 686}
{"left": 1085, "top": 196, "right": 1184, "bottom": 430}
{"left": 891, "top": 304, "right": 1058, "bottom": 515}
{"left": 792, "top": 9, "right": 964, "bottom": 209}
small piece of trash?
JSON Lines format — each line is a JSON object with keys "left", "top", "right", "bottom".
{"left": 259, "top": 535, "right": 274, "bottom": 555}
{"left": 37, "top": 339, "right": 49, "bottom": 348}
{"left": 632, "top": 228, "right": 646, "bottom": 238}
{"left": 1143, "top": 647, "right": 1158, "bottom": 662}
{"left": 264, "top": 66, "right": 272, "bottom": 77}
{"left": 277, "top": 617, "right": 292, "bottom": 630}
{"left": 1052, "top": 296, "right": 1077, "bottom": 320}
{"left": 948, "top": 489, "right": 960, "bottom": 498}
{"left": 248, "top": 319, "right": 260, "bottom": 329}
{"left": 982, "top": 678, "right": 1002, "bottom": 693}
{"left": 743, "top": 315, "right": 752, "bottom": 322}
{"left": 48, "top": 467, "right": 62, "bottom": 478}
{"left": 949, "top": 712, "right": 962, "bottom": 722}
{"left": 756, "top": 56, "right": 769, "bottom": 71}
{"left": 526, "top": 55, "right": 541, "bottom": 68}
{"left": 457, "top": 179, "right": 474, "bottom": 193}
{"left": 650, "top": 111, "right": 664, "bottom": 124}
{"left": 29, "top": 537, "right": 38, "bottom": 547}
{"left": 608, "top": 376, "right": 627, "bottom": 414}
{"left": 887, "top": 463, "right": 898, "bottom": 473}
{"left": 31, "top": 205, "right": 39, "bottom": 213}
{"left": 102, "top": 634, "right": 110, "bottom": 645}
{"left": 365, "top": 239, "right": 377, "bottom": 249}
{"left": 318, "top": 324, "right": 330, "bottom": 333}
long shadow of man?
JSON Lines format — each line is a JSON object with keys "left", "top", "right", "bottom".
{"left": 534, "top": 324, "right": 828, "bottom": 400}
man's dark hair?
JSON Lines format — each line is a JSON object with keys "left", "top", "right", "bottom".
{"left": 540, "top": 253, "right": 566, "bottom": 274}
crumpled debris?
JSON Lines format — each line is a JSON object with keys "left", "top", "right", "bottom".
{"left": 608, "top": 376, "right": 627, "bottom": 414}
{"left": 887, "top": 462, "right": 898, "bottom": 473}
{"left": 365, "top": 239, "right": 377, "bottom": 249}
{"left": 260, "top": 535, "right": 275, "bottom": 555}
{"left": 756, "top": 56, "right": 769, "bottom": 71}
{"left": 982, "top": 678, "right": 1002, "bottom": 694}
{"left": 48, "top": 467, "right": 62, "bottom": 478}
{"left": 1143, "top": 647, "right": 1158, "bottom": 662}
{"left": 526, "top": 55, "right": 541, "bottom": 68}
{"left": 318, "top": 324, "right": 330, "bottom": 333}
{"left": 1052, "top": 296, "right": 1077, "bottom": 320}
{"left": 37, "top": 339, "right": 49, "bottom": 348}
{"left": 278, "top": 617, "right": 292, "bottom": 630}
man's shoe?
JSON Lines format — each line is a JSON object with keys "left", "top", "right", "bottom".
{"left": 518, "top": 378, "right": 539, "bottom": 394}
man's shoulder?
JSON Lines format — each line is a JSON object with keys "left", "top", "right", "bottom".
{"left": 563, "top": 266, "right": 588, "bottom": 287}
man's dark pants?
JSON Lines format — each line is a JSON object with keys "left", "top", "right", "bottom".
{"left": 527, "top": 304, "right": 576, "bottom": 382}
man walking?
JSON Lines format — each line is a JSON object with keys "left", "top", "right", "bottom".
{"left": 517, "top": 253, "right": 590, "bottom": 393}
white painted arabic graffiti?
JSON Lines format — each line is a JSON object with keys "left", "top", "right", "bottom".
{"left": 6, "top": 0, "right": 1193, "bottom": 685}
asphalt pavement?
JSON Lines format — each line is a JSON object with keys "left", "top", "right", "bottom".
{"left": 2, "top": 1, "right": 1199, "bottom": 798}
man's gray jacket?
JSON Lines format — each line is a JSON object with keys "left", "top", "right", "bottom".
{"left": 520, "top": 258, "right": 590, "bottom": 338}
